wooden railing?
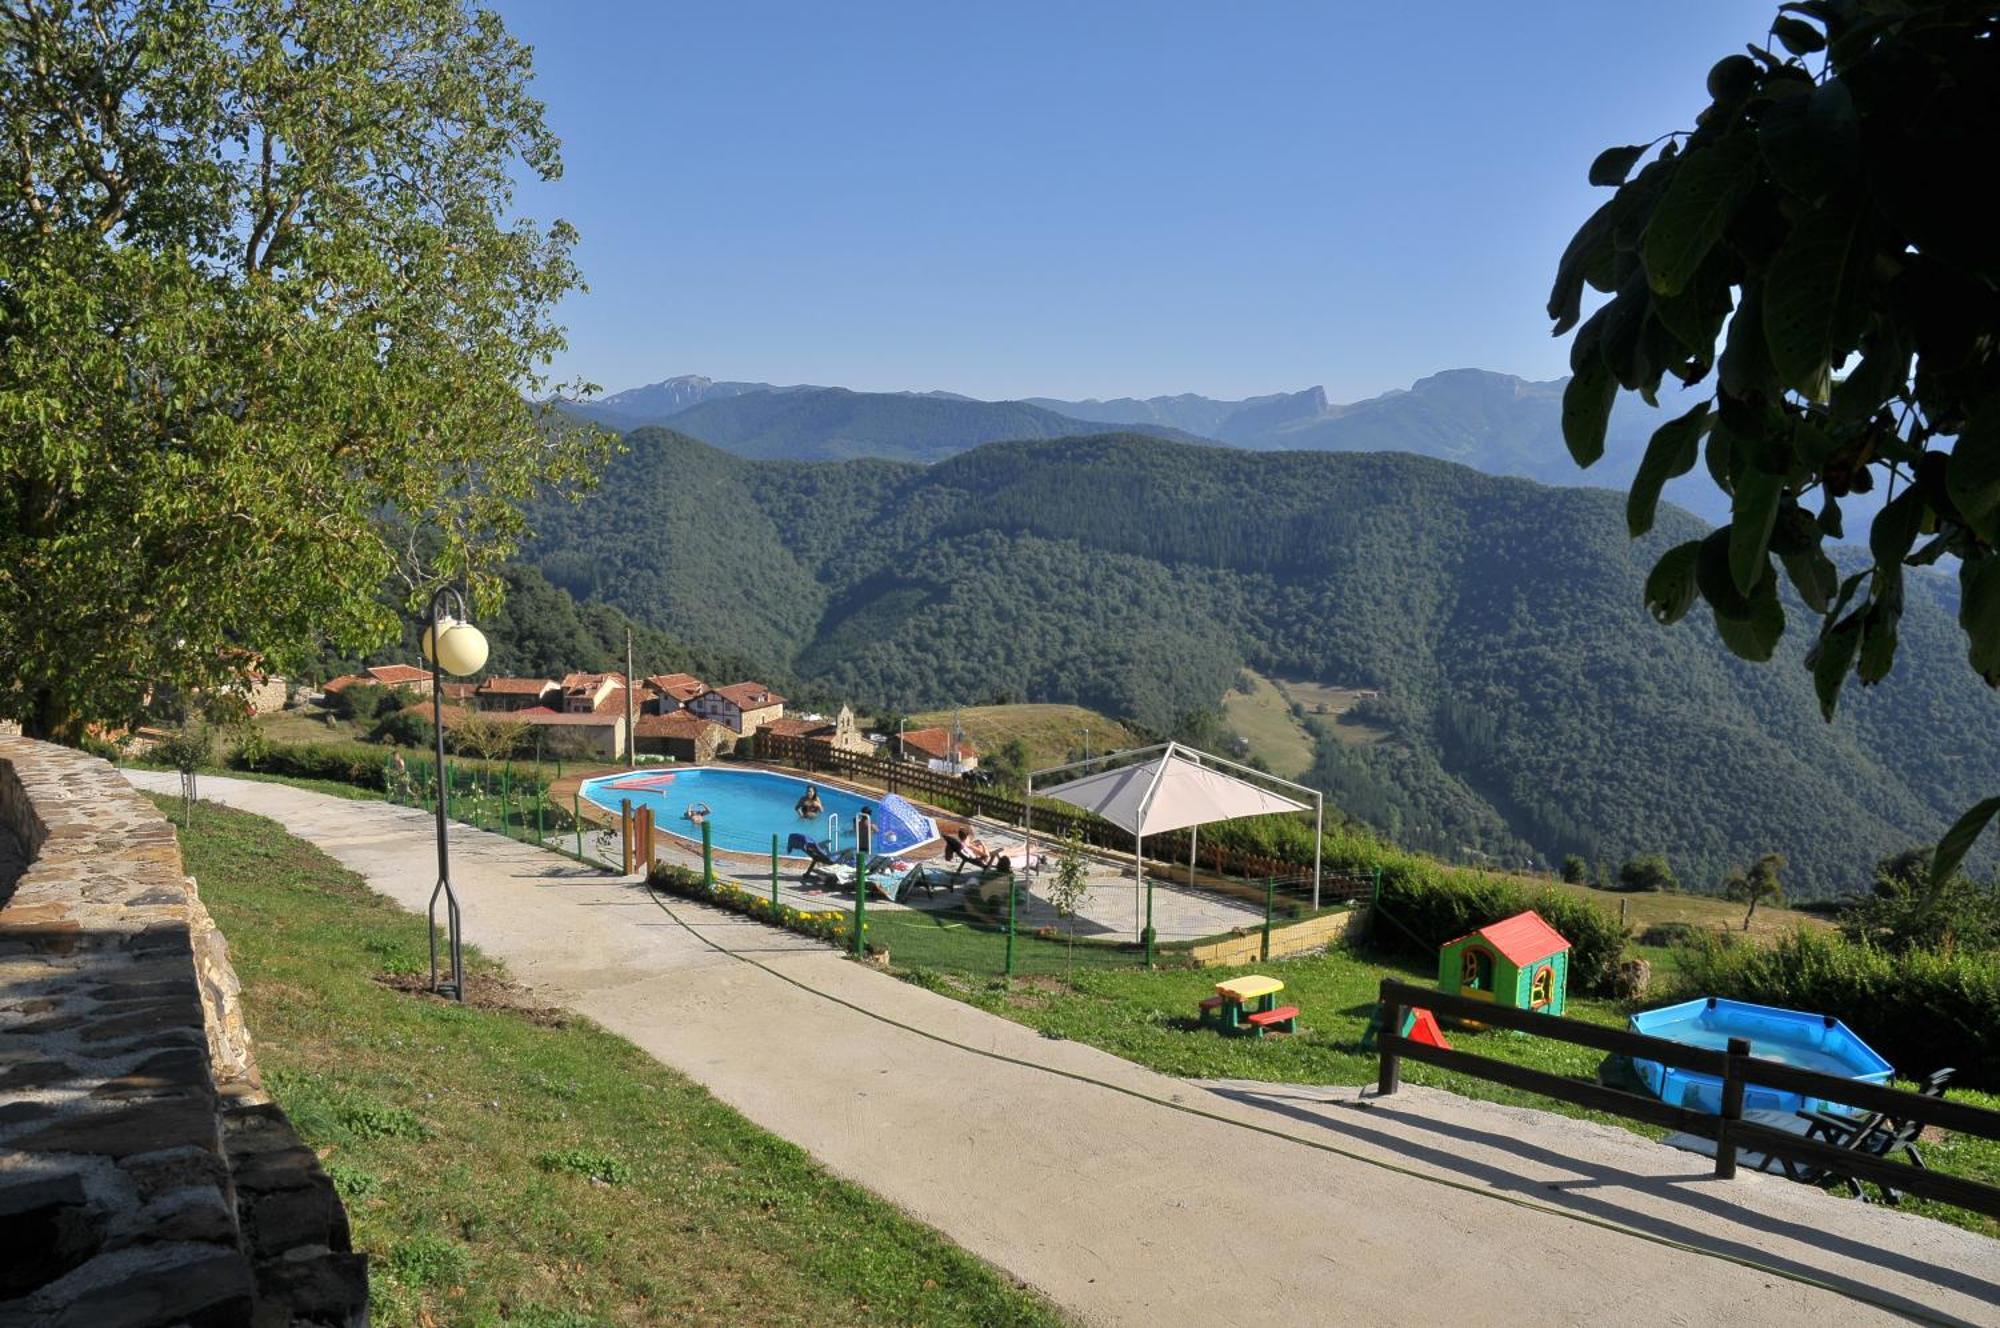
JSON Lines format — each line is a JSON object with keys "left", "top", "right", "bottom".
{"left": 1376, "top": 979, "right": 2000, "bottom": 1218}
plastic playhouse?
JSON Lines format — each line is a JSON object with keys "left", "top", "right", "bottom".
{"left": 1436, "top": 910, "right": 1570, "bottom": 1015}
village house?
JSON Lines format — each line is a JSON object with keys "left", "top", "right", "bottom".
{"left": 640, "top": 673, "right": 708, "bottom": 714}
{"left": 322, "top": 663, "right": 434, "bottom": 698}
{"left": 686, "top": 682, "right": 785, "bottom": 735}
{"left": 559, "top": 671, "right": 626, "bottom": 714}
{"left": 474, "top": 677, "right": 559, "bottom": 712}
{"left": 894, "top": 726, "right": 979, "bottom": 775}
{"left": 761, "top": 705, "right": 876, "bottom": 756}
{"left": 232, "top": 673, "right": 289, "bottom": 716}
{"left": 632, "top": 712, "right": 734, "bottom": 763}
{"left": 512, "top": 708, "right": 627, "bottom": 760}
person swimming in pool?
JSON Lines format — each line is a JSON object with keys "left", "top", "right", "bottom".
{"left": 795, "top": 784, "right": 823, "bottom": 820}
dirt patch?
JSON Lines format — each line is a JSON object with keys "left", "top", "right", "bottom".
{"left": 375, "top": 970, "right": 570, "bottom": 1026}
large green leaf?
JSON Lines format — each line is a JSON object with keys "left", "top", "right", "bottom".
{"left": 1945, "top": 405, "right": 2000, "bottom": 542}
{"left": 1763, "top": 204, "right": 1866, "bottom": 402}
{"left": 1548, "top": 199, "right": 1616, "bottom": 335}
{"left": 1589, "top": 143, "right": 1649, "bottom": 187}
{"left": 1932, "top": 796, "right": 2000, "bottom": 892}
{"left": 1562, "top": 360, "right": 1618, "bottom": 468}
{"left": 1641, "top": 134, "right": 1760, "bottom": 297}
{"left": 1962, "top": 554, "right": 2000, "bottom": 685}
{"left": 1712, "top": 570, "right": 1786, "bottom": 661}
{"left": 1627, "top": 403, "right": 1710, "bottom": 537}
{"left": 1780, "top": 546, "right": 1838, "bottom": 614}
{"left": 1728, "top": 465, "right": 1784, "bottom": 595}
{"left": 1644, "top": 541, "right": 1703, "bottom": 624}
{"left": 1806, "top": 612, "right": 1862, "bottom": 720}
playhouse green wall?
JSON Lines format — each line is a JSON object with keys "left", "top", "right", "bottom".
{"left": 1435, "top": 936, "right": 1568, "bottom": 1016}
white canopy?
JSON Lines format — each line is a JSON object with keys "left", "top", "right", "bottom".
{"left": 1028, "top": 742, "right": 1326, "bottom": 942}
{"left": 1038, "top": 747, "right": 1308, "bottom": 836}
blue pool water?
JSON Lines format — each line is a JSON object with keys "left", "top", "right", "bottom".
{"left": 581, "top": 767, "right": 938, "bottom": 857}
{"left": 1629, "top": 996, "right": 1894, "bottom": 1115}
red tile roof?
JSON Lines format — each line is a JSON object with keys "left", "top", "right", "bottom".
{"left": 1464, "top": 910, "right": 1571, "bottom": 966}
{"left": 761, "top": 717, "right": 826, "bottom": 738}
{"left": 592, "top": 685, "right": 630, "bottom": 715}
{"left": 709, "top": 681, "right": 784, "bottom": 709}
{"left": 320, "top": 674, "right": 368, "bottom": 694}
{"left": 645, "top": 672, "right": 705, "bottom": 691}
{"left": 899, "top": 726, "right": 976, "bottom": 761}
{"left": 477, "top": 677, "right": 555, "bottom": 696}
{"left": 560, "top": 671, "right": 625, "bottom": 693}
{"left": 367, "top": 664, "right": 433, "bottom": 686}
{"left": 440, "top": 682, "right": 479, "bottom": 701}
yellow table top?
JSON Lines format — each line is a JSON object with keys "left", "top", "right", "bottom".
{"left": 1215, "top": 975, "right": 1284, "bottom": 1001}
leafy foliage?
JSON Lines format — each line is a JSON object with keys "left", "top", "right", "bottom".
{"left": 1722, "top": 851, "right": 1787, "bottom": 930}
{"left": 1370, "top": 865, "right": 1631, "bottom": 995}
{"left": 1674, "top": 927, "right": 2000, "bottom": 1091}
{"left": 1553, "top": 1, "right": 2000, "bottom": 878}
{"left": 531, "top": 430, "right": 2000, "bottom": 898}
{"left": 1617, "top": 854, "right": 1680, "bottom": 893}
{"left": 0, "top": 0, "right": 611, "bottom": 742}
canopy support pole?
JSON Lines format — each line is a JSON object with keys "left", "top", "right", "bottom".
{"left": 1189, "top": 824, "right": 1198, "bottom": 888}
{"left": 1313, "top": 796, "right": 1323, "bottom": 910}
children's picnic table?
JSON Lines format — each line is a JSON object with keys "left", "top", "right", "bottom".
{"left": 1199, "top": 975, "right": 1299, "bottom": 1036}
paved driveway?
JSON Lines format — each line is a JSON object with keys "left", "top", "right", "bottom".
{"left": 129, "top": 773, "right": 2000, "bottom": 1328}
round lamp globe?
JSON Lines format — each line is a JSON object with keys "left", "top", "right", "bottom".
{"left": 433, "top": 622, "right": 488, "bottom": 677}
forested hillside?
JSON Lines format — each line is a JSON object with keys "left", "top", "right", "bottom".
{"left": 608, "top": 385, "right": 1195, "bottom": 463}
{"left": 525, "top": 429, "right": 2000, "bottom": 897}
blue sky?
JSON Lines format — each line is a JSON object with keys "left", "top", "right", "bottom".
{"left": 496, "top": 2, "right": 1770, "bottom": 403}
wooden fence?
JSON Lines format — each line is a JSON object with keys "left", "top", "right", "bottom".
{"left": 750, "top": 732, "right": 1336, "bottom": 885}
{"left": 1376, "top": 979, "right": 2000, "bottom": 1218}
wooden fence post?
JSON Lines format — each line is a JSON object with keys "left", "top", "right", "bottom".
{"left": 1377, "top": 985, "right": 1404, "bottom": 1097}
{"left": 1715, "top": 1035, "right": 1749, "bottom": 1179}
{"left": 620, "top": 798, "right": 634, "bottom": 876}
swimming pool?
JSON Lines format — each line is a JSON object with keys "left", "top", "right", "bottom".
{"left": 1629, "top": 996, "right": 1894, "bottom": 1115}
{"left": 581, "top": 766, "right": 939, "bottom": 858}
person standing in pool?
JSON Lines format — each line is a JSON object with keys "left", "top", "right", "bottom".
{"left": 795, "top": 784, "right": 823, "bottom": 820}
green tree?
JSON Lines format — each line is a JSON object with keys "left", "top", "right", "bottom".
{"left": 1551, "top": 2, "right": 2000, "bottom": 883}
{"left": 153, "top": 722, "right": 215, "bottom": 827}
{"left": 1722, "top": 852, "right": 1786, "bottom": 930}
{"left": 1560, "top": 854, "right": 1588, "bottom": 884}
{"left": 0, "top": 0, "right": 612, "bottom": 744}
{"left": 1617, "top": 854, "right": 1680, "bottom": 893}
{"left": 1046, "top": 823, "right": 1092, "bottom": 989}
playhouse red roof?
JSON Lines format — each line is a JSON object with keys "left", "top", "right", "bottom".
{"left": 1468, "top": 910, "right": 1571, "bottom": 965}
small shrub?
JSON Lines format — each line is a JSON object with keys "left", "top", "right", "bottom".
{"left": 1671, "top": 927, "right": 2000, "bottom": 1090}
{"left": 388, "top": 1234, "right": 469, "bottom": 1288}
{"left": 1639, "top": 921, "right": 1701, "bottom": 947}
{"left": 335, "top": 1097, "right": 427, "bottom": 1142}
{"left": 534, "top": 1147, "right": 632, "bottom": 1185}
{"left": 324, "top": 1161, "right": 382, "bottom": 1202}
{"left": 1372, "top": 861, "right": 1629, "bottom": 994}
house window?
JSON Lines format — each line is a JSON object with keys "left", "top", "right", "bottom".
{"left": 1459, "top": 947, "right": 1494, "bottom": 992}
{"left": 1531, "top": 965, "right": 1554, "bottom": 1007}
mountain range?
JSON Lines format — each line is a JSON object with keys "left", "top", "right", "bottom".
{"left": 562, "top": 369, "right": 1731, "bottom": 521}
{"left": 525, "top": 427, "right": 2000, "bottom": 898}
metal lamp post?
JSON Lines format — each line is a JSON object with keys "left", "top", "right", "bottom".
{"left": 421, "top": 586, "right": 489, "bottom": 1000}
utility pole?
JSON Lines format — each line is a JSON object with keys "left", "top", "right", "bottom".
{"left": 625, "top": 628, "right": 637, "bottom": 769}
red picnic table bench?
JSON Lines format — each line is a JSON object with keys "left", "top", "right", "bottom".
{"left": 1197, "top": 974, "right": 1299, "bottom": 1037}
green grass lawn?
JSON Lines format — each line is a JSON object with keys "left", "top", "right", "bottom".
{"left": 916, "top": 942, "right": 2000, "bottom": 1239}
{"left": 160, "top": 796, "right": 1065, "bottom": 1328}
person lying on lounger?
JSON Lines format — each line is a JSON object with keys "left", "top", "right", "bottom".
{"left": 795, "top": 785, "right": 823, "bottom": 819}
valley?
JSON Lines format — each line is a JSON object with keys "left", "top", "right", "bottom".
{"left": 524, "top": 427, "right": 2000, "bottom": 900}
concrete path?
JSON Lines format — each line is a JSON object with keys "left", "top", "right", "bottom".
{"left": 130, "top": 773, "right": 2000, "bottom": 1328}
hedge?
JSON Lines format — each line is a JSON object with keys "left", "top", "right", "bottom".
{"left": 1370, "top": 858, "right": 1630, "bottom": 995}
{"left": 648, "top": 862, "right": 861, "bottom": 950}
{"left": 1674, "top": 928, "right": 2000, "bottom": 1091}
{"left": 228, "top": 739, "right": 397, "bottom": 790}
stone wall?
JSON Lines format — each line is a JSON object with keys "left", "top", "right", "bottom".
{"left": 0, "top": 737, "right": 366, "bottom": 1326}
